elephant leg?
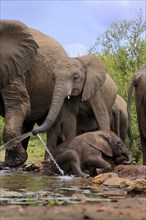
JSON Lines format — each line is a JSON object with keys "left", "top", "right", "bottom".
{"left": 55, "top": 150, "right": 88, "bottom": 177}
{"left": 44, "top": 118, "right": 64, "bottom": 162}
{"left": 85, "top": 155, "right": 112, "bottom": 175}
{"left": 1, "top": 78, "right": 31, "bottom": 167}
{"left": 114, "top": 110, "right": 121, "bottom": 138}
{"left": 0, "top": 93, "right": 5, "bottom": 117}
{"left": 22, "top": 121, "right": 35, "bottom": 150}
{"left": 140, "top": 133, "right": 146, "bottom": 165}
{"left": 61, "top": 104, "right": 77, "bottom": 139}
{"left": 90, "top": 94, "right": 110, "bottom": 130}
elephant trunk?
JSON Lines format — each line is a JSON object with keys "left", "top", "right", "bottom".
{"left": 33, "top": 81, "right": 70, "bottom": 134}
{"left": 123, "top": 153, "right": 132, "bottom": 165}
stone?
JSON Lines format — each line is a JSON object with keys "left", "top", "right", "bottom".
{"left": 92, "top": 172, "right": 118, "bottom": 185}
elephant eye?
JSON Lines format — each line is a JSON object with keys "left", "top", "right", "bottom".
{"left": 73, "top": 74, "right": 80, "bottom": 81}
{"left": 52, "top": 75, "right": 56, "bottom": 81}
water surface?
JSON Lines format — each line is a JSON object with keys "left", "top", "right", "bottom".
{"left": 0, "top": 169, "right": 127, "bottom": 206}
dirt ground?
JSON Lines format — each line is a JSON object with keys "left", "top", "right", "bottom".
{"left": 1, "top": 165, "right": 146, "bottom": 220}
{"left": 1, "top": 197, "right": 146, "bottom": 220}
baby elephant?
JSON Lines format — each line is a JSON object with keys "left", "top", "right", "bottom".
{"left": 53, "top": 130, "right": 132, "bottom": 177}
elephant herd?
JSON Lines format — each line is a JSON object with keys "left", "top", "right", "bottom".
{"left": 0, "top": 20, "right": 145, "bottom": 177}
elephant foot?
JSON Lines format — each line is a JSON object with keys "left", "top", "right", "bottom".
{"left": 78, "top": 172, "right": 90, "bottom": 178}
{"left": 96, "top": 167, "right": 111, "bottom": 175}
{"left": 4, "top": 145, "right": 28, "bottom": 167}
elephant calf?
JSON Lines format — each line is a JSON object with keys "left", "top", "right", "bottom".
{"left": 52, "top": 130, "right": 132, "bottom": 177}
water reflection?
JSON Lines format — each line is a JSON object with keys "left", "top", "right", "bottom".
{"left": 0, "top": 169, "right": 126, "bottom": 206}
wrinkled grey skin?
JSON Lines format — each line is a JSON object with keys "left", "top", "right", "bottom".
{"left": 33, "top": 56, "right": 117, "bottom": 142}
{"left": 0, "top": 20, "right": 67, "bottom": 167}
{"left": 51, "top": 130, "right": 132, "bottom": 177}
{"left": 127, "top": 63, "right": 146, "bottom": 165}
{"left": 110, "top": 94, "right": 129, "bottom": 143}
{"left": 77, "top": 94, "right": 129, "bottom": 144}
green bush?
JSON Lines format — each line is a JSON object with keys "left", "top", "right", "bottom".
{"left": 88, "top": 9, "right": 146, "bottom": 164}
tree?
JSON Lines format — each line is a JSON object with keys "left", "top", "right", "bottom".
{"left": 88, "top": 10, "right": 146, "bottom": 164}
{"left": 89, "top": 9, "right": 146, "bottom": 79}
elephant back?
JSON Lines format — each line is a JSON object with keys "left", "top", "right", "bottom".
{"left": 29, "top": 28, "right": 67, "bottom": 67}
{"left": 0, "top": 20, "right": 39, "bottom": 90}
{"left": 84, "top": 132, "right": 113, "bottom": 157}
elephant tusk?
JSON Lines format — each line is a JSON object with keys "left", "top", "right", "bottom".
{"left": 68, "top": 96, "right": 70, "bottom": 99}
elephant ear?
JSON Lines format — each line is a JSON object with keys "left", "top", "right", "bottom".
{"left": 84, "top": 132, "right": 113, "bottom": 157}
{"left": 0, "top": 20, "right": 39, "bottom": 89}
{"left": 77, "top": 55, "right": 106, "bottom": 101}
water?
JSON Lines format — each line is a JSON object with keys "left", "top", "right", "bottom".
{"left": 37, "top": 134, "right": 64, "bottom": 175}
{"left": 0, "top": 132, "right": 32, "bottom": 151}
{"left": 0, "top": 132, "right": 64, "bottom": 176}
{"left": 0, "top": 133, "right": 136, "bottom": 207}
{"left": 0, "top": 169, "right": 127, "bottom": 206}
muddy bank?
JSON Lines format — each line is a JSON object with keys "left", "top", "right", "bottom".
{"left": 0, "top": 164, "right": 146, "bottom": 220}
{"left": 1, "top": 197, "right": 146, "bottom": 220}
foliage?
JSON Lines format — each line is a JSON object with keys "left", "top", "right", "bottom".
{"left": 0, "top": 10, "right": 145, "bottom": 164}
{"left": 88, "top": 9, "right": 146, "bottom": 164}
{"left": 89, "top": 9, "right": 146, "bottom": 76}
{"left": 48, "top": 200, "right": 63, "bottom": 206}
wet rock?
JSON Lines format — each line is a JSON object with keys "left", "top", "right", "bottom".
{"left": 103, "top": 177, "right": 133, "bottom": 188}
{"left": 92, "top": 172, "right": 118, "bottom": 185}
{"left": 92, "top": 170, "right": 146, "bottom": 194}
{"left": 127, "top": 179, "right": 146, "bottom": 194}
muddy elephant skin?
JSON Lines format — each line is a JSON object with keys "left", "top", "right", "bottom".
{"left": 127, "top": 63, "right": 146, "bottom": 165}
{"left": 0, "top": 20, "right": 67, "bottom": 167}
{"left": 33, "top": 56, "right": 117, "bottom": 143}
{"left": 51, "top": 130, "right": 132, "bottom": 177}
{"left": 77, "top": 94, "right": 129, "bottom": 144}
{"left": 110, "top": 94, "right": 129, "bottom": 143}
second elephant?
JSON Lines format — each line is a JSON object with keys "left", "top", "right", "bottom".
{"left": 77, "top": 94, "right": 129, "bottom": 144}
{"left": 110, "top": 94, "right": 129, "bottom": 143}
{"left": 33, "top": 56, "right": 117, "bottom": 140}
{"left": 127, "top": 63, "right": 146, "bottom": 165}
{"left": 51, "top": 130, "right": 132, "bottom": 177}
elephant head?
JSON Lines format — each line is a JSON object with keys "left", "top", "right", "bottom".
{"left": 0, "top": 20, "right": 39, "bottom": 89}
{"left": 97, "top": 130, "right": 132, "bottom": 164}
{"left": 33, "top": 55, "right": 106, "bottom": 134}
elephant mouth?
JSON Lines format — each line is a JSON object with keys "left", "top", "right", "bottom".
{"left": 72, "top": 88, "right": 80, "bottom": 96}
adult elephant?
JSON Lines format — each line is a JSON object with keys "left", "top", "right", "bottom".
{"left": 33, "top": 56, "right": 117, "bottom": 140}
{"left": 77, "top": 94, "right": 129, "bottom": 144}
{"left": 0, "top": 20, "right": 67, "bottom": 167}
{"left": 127, "top": 63, "right": 146, "bottom": 165}
{"left": 110, "top": 94, "right": 129, "bottom": 143}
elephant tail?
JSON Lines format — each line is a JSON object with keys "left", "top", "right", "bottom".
{"left": 127, "top": 77, "right": 135, "bottom": 148}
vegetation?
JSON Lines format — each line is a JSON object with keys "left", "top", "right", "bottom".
{"left": 0, "top": 10, "right": 145, "bottom": 164}
{"left": 89, "top": 9, "right": 146, "bottom": 163}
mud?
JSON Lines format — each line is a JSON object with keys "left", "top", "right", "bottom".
{"left": 0, "top": 164, "right": 146, "bottom": 220}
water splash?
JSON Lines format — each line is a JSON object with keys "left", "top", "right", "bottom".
{"left": 36, "top": 134, "right": 64, "bottom": 176}
{"left": 0, "top": 132, "right": 32, "bottom": 151}
{"left": 58, "top": 175, "right": 74, "bottom": 180}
